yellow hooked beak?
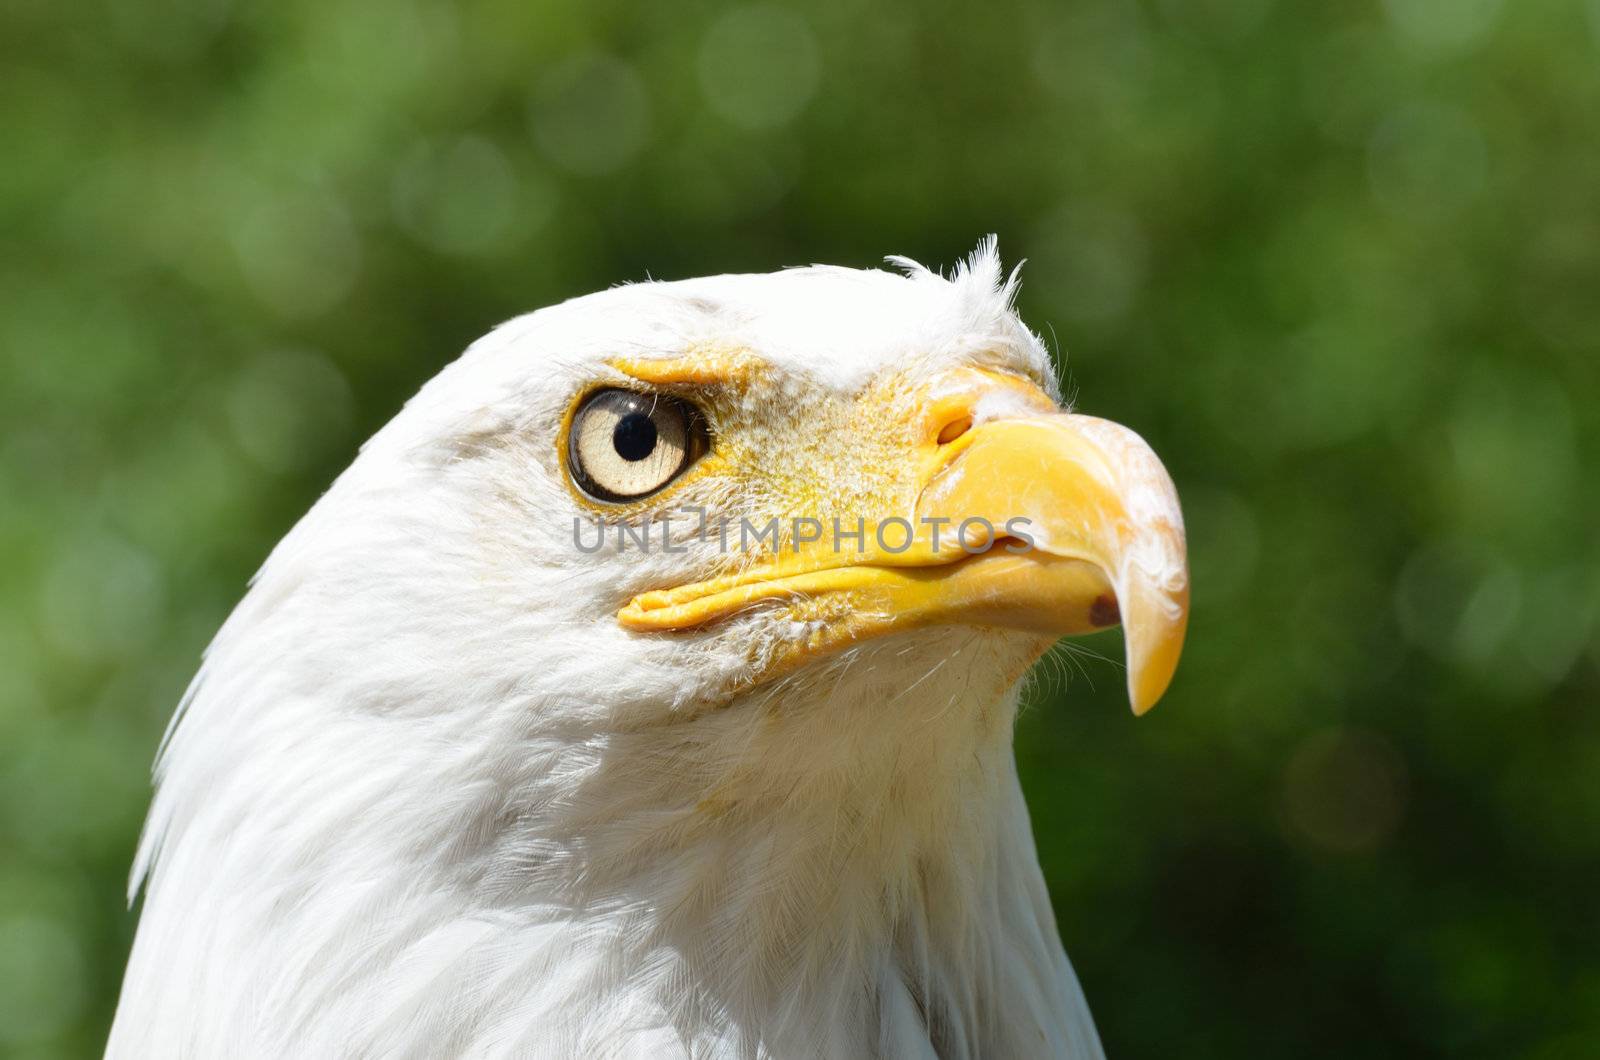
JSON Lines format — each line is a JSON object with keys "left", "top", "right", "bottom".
{"left": 618, "top": 373, "right": 1189, "bottom": 715}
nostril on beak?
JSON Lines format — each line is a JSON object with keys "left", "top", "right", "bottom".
{"left": 1089, "top": 592, "right": 1121, "bottom": 628}
{"left": 936, "top": 416, "right": 973, "bottom": 445}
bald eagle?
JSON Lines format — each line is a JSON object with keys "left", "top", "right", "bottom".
{"left": 108, "top": 243, "right": 1188, "bottom": 1058}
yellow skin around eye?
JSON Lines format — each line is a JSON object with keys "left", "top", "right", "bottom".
{"left": 563, "top": 351, "right": 925, "bottom": 536}
{"left": 561, "top": 350, "right": 986, "bottom": 525}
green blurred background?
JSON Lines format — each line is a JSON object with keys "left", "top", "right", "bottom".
{"left": 4, "top": 0, "right": 1598, "bottom": 1055}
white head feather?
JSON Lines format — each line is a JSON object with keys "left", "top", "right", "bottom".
{"left": 108, "top": 243, "right": 1107, "bottom": 1059}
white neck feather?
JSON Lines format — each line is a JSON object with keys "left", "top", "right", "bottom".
{"left": 110, "top": 629, "right": 1102, "bottom": 1058}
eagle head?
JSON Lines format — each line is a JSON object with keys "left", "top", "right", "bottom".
{"left": 111, "top": 242, "right": 1188, "bottom": 1058}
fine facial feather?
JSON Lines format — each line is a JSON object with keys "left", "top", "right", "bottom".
{"left": 109, "top": 243, "right": 1107, "bottom": 1058}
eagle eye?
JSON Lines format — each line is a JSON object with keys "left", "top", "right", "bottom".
{"left": 567, "top": 388, "right": 709, "bottom": 502}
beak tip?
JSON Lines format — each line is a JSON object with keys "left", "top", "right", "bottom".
{"left": 1128, "top": 686, "right": 1165, "bottom": 717}
{"left": 1122, "top": 589, "right": 1188, "bottom": 717}
{"left": 1127, "top": 673, "right": 1169, "bottom": 717}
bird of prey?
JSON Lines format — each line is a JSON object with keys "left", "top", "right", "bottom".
{"left": 108, "top": 242, "right": 1188, "bottom": 1059}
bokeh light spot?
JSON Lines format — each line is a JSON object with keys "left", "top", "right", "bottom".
{"left": 529, "top": 53, "right": 651, "bottom": 176}
{"left": 1382, "top": 0, "right": 1503, "bottom": 56}
{"left": 1283, "top": 728, "right": 1408, "bottom": 853}
{"left": 0, "top": 914, "right": 86, "bottom": 1047}
{"left": 230, "top": 186, "right": 362, "bottom": 319}
{"left": 1394, "top": 539, "right": 1520, "bottom": 667}
{"left": 698, "top": 5, "right": 820, "bottom": 131}
{"left": 226, "top": 351, "right": 354, "bottom": 474}
{"left": 392, "top": 136, "right": 541, "bottom": 256}
{"left": 107, "top": 0, "right": 233, "bottom": 60}
{"left": 1513, "top": 567, "right": 1599, "bottom": 686}
{"left": 1441, "top": 363, "right": 1578, "bottom": 546}
{"left": 1367, "top": 101, "right": 1487, "bottom": 220}
{"left": 1029, "top": 204, "right": 1147, "bottom": 323}
{"left": 38, "top": 536, "right": 166, "bottom": 662}
{"left": 1184, "top": 487, "right": 1261, "bottom": 606}
{"left": 1156, "top": 0, "right": 1273, "bottom": 42}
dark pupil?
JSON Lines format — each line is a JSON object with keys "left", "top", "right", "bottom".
{"left": 612, "top": 412, "right": 658, "bottom": 462}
